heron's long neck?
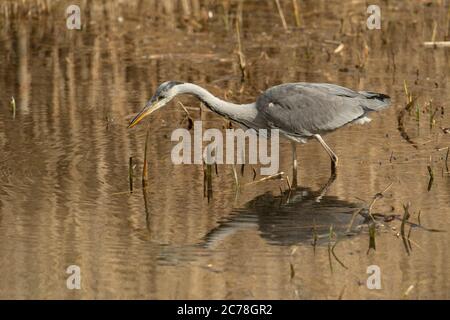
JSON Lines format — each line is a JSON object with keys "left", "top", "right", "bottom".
{"left": 176, "top": 83, "right": 258, "bottom": 125}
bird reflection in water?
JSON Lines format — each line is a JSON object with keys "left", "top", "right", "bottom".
{"left": 201, "top": 175, "right": 368, "bottom": 248}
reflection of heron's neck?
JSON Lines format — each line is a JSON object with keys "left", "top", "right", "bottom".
{"left": 175, "top": 83, "right": 258, "bottom": 126}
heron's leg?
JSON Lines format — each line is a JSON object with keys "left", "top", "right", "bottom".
{"left": 313, "top": 134, "right": 339, "bottom": 174}
{"left": 291, "top": 141, "right": 298, "bottom": 188}
{"left": 315, "top": 172, "right": 337, "bottom": 202}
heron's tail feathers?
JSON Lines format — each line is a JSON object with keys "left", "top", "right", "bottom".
{"left": 358, "top": 91, "right": 391, "bottom": 111}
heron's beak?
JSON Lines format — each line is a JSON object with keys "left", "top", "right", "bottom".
{"left": 127, "top": 97, "right": 169, "bottom": 128}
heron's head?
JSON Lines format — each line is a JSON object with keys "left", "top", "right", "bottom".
{"left": 128, "top": 81, "right": 184, "bottom": 128}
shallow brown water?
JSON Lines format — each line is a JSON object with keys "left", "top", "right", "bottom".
{"left": 0, "top": 0, "right": 450, "bottom": 299}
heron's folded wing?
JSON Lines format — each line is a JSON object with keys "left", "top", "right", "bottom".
{"left": 256, "top": 84, "right": 367, "bottom": 136}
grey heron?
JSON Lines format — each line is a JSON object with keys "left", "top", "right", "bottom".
{"left": 128, "top": 81, "right": 390, "bottom": 184}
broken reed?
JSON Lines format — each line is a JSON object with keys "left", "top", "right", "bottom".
{"left": 404, "top": 80, "right": 413, "bottom": 105}
{"left": 274, "top": 0, "right": 288, "bottom": 31}
{"left": 446, "top": 148, "right": 449, "bottom": 173}
{"left": 332, "top": 243, "right": 348, "bottom": 270}
{"left": 292, "top": 0, "right": 301, "bottom": 27}
{"left": 415, "top": 99, "right": 438, "bottom": 129}
{"left": 244, "top": 171, "right": 284, "bottom": 187}
{"left": 404, "top": 83, "right": 438, "bottom": 130}
{"left": 312, "top": 220, "right": 317, "bottom": 253}
{"left": 367, "top": 222, "right": 376, "bottom": 254}
{"left": 427, "top": 164, "right": 434, "bottom": 191}
{"left": 415, "top": 104, "right": 420, "bottom": 123}
{"left": 203, "top": 160, "right": 213, "bottom": 201}
{"left": 231, "top": 164, "right": 240, "bottom": 189}
{"left": 10, "top": 96, "right": 16, "bottom": 119}
{"left": 327, "top": 225, "right": 334, "bottom": 273}
{"left": 397, "top": 85, "right": 418, "bottom": 149}
{"left": 235, "top": 18, "right": 247, "bottom": 81}
{"left": 401, "top": 203, "right": 412, "bottom": 255}
{"left": 289, "top": 262, "right": 295, "bottom": 279}
{"left": 327, "top": 225, "right": 350, "bottom": 272}
{"left": 129, "top": 156, "right": 134, "bottom": 193}
{"left": 427, "top": 100, "right": 437, "bottom": 129}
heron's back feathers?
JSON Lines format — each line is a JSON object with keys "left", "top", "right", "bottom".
{"left": 255, "top": 82, "right": 390, "bottom": 138}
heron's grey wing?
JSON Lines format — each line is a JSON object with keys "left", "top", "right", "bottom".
{"left": 299, "top": 83, "right": 390, "bottom": 111}
{"left": 256, "top": 83, "right": 389, "bottom": 137}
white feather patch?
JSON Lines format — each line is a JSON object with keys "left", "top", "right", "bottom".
{"left": 353, "top": 116, "right": 372, "bottom": 125}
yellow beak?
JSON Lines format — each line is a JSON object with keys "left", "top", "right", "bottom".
{"left": 127, "top": 98, "right": 169, "bottom": 129}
